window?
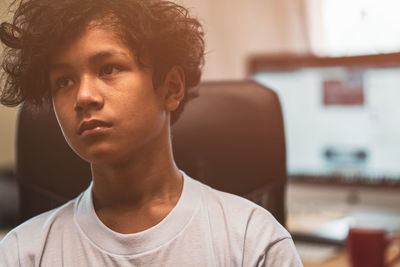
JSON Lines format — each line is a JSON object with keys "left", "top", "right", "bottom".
{"left": 321, "top": 0, "right": 400, "bottom": 56}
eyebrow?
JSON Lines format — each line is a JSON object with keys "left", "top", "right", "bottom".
{"left": 49, "top": 50, "right": 129, "bottom": 72}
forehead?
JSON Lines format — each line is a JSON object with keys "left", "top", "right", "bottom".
{"left": 49, "top": 23, "right": 131, "bottom": 65}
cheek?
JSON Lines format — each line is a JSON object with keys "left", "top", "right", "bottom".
{"left": 53, "top": 103, "right": 76, "bottom": 141}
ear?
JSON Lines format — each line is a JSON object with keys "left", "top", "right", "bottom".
{"left": 162, "top": 65, "right": 185, "bottom": 112}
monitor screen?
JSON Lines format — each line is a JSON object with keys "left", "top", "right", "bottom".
{"left": 251, "top": 54, "right": 400, "bottom": 185}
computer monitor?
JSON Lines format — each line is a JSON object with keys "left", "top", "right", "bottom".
{"left": 249, "top": 53, "right": 400, "bottom": 188}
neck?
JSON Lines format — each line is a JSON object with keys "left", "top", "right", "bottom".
{"left": 92, "top": 162, "right": 182, "bottom": 208}
{"left": 89, "top": 128, "right": 183, "bottom": 233}
{"left": 91, "top": 134, "right": 182, "bottom": 208}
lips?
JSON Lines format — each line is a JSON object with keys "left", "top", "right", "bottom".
{"left": 77, "top": 119, "right": 112, "bottom": 135}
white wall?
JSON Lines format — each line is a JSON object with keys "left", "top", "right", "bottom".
{"left": 0, "top": 106, "right": 17, "bottom": 170}
{"left": 179, "top": 0, "right": 311, "bottom": 80}
{"left": 0, "top": 0, "right": 310, "bottom": 169}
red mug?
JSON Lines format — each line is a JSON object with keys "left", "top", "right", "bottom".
{"left": 347, "top": 227, "right": 400, "bottom": 267}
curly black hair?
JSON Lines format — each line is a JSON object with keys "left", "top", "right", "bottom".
{"left": 0, "top": 0, "right": 204, "bottom": 123}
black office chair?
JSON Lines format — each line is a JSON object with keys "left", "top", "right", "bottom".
{"left": 17, "top": 80, "right": 287, "bottom": 225}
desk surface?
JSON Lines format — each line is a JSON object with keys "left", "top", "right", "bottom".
{"left": 301, "top": 243, "right": 400, "bottom": 267}
{"left": 286, "top": 184, "right": 400, "bottom": 267}
{"left": 302, "top": 249, "right": 348, "bottom": 267}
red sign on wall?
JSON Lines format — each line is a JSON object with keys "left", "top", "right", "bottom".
{"left": 323, "top": 71, "right": 364, "bottom": 106}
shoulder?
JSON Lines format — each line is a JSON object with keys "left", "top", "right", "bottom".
{"left": 7, "top": 196, "right": 77, "bottom": 239}
{"left": 200, "top": 182, "right": 290, "bottom": 238}
{"left": 195, "top": 180, "right": 302, "bottom": 266}
{"left": 0, "top": 197, "right": 78, "bottom": 266}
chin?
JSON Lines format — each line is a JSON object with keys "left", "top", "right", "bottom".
{"left": 88, "top": 152, "right": 123, "bottom": 166}
{"left": 71, "top": 143, "right": 122, "bottom": 165}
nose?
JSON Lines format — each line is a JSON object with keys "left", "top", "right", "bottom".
{"left": 74, "top": 75, "right": 104, "bottom": 112}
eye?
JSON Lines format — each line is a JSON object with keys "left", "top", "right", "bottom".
{"left": 54, "top": 77, "right": 74, "bottom": 89}
{"left": 99, "top": 64, "right": 121, "bottom": 76}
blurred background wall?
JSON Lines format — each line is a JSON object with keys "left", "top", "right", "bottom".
{"left": 179, "top": 0, "right": 321, "bottom": 80}
{"left": 2, "top": 0, "right": 400, "bottom": 171}
{"left": 0, "top": 0, "right": 320, "bottom": 170}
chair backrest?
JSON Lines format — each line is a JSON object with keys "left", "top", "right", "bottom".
{"left": 17, "top": 80, "right": 287, "bottom": 225}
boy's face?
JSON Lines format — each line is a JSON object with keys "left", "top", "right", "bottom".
{"left": 49, "top": 26, "right": 168, "bottom": 165}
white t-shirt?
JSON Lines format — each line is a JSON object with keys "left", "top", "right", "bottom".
{"left": 0, "top": 172, "right": 303, "bottom": 266}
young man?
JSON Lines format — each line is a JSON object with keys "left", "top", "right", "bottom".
{"left": 0, "top": 0, "right": 303, "bottom": 266}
